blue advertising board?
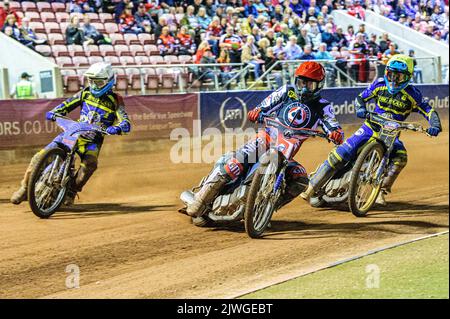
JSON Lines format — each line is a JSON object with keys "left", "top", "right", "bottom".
{"left": 200, "top": 84, "right": 449, "bottom": 131}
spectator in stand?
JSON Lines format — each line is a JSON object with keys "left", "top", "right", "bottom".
{"left": 272, "top": 37, "right": 286, "bottom": 57}
{"left": 115, "top": 0, "right": 133, "bottom": 23}
{"left": 1, "top": 14, "right": 20, "bottom": 39}
{"left": 322, "top": 23, "right": 339, "bottom": 50}
{"left": 257, "top": 37, "right": 270, "bottom": 59}
{"left": 66, "top": 15, "right": 87, "bottom": 46}
{"left": 199, "top": 48, "right": 232, "bottom": 88}
{"left": 219, "top": 26, "right": 243, "bottom": 63}
{"left": 217, "top": 49, "right": 232, "bottom": 72}
{"left": 177, "top": 26, "right": 197, "bottom": 55}
{"left": 379, "top": 32, "right": 392, "bottom": 53}
{"left": 382, "top": 42, "right": 401, "bottom": 63}
{"left": 348, "top": 33, "right": 370, "bottom": 82}
{"left": 290, "top": 0, "right": 305, "bottom": 16}
{"left": 19, "top": 17, "right": 47, "bottom": 47}
{"left": 119, "top": 6, "right": 143, "bottom": 34}
{"left": 357, "top": 23, "right": 369, "bottom": 41}
{"left": 304, "top": 17, "right": 322, "bottom": 50}
{"left": 264, "top": 47, "right": 285, "bottom": 88}
{"left": 346, "top": 0, "right": 366, "bottom": 20}
{"left": 345, "top": 24, "right": 356, "bottom": 44}
{"left": 409, "top": 49, "right": 423, "bottom": 83}
{"left": 315, "top": 42, "right": 337, "bottom": 86}
{"left": 83, "top": 14, "right": 110, "bottom": 45}
{"left": 69, "top": 0, "right": 95, "bottom": 14}
{"left": 135, "top": 2, "right": 157, "bottom": 33}
{"left": 335, "top": 26, "right": 349, "bottom": 48}
{"left": 367, "top": 33, "right": 381, "bottom": 56}
{"left": 154, "top": 16, "right": 168, "bottom": 39}
{"left": 299, "top": 44, "right": 316, "bottom": 60}
{"left": 197, "top": 7, "right": 212, "bottom": 30}
{"left": 264, "top": 28, "right": 276, "bottom": 47}
{"left": 205, "top": 0, "right": 218, "bottom": 17}
{"left": 297, "top": 26, "right": 313, "bottom": 49}
{"left": 181, "top": 5, "right": 200, "bottom": 33}
{"left": 241, "top": 35, "right": 264, "bottom": 80}
{"left": 157, "top": 26, "right": 177, "bottom": 56}
{"left": 206, "top": 17, "right": 223, "bottom": 56}
{"left": 285, "top": 35, "right": 303, "bottom": 60}
{"left": 0, "top": 0, "right": 21, "bottom": 30}
{"left": 195, "top": 41, "right": 211, "bottom": 64}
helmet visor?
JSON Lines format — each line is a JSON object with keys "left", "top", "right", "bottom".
{"left": 385, "top": 69, "right": 410, "bottom": 87}
{"left": 87, "top": 78, "right": 109, "bottom": 90}
{"left": 296, "top": 77, "right": 321, "bottom": 92}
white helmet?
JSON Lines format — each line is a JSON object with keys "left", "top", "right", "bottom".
{"left": 84, "top": 62, "right": 115, "bottom": 97}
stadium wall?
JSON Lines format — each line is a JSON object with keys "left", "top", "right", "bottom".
{"left": 0, "top": 86, "right": 448, "bottom": 151}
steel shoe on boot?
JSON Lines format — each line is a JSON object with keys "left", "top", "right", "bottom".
{"left": 10, "top": 187, "right": 27, "bottom": 205}
{"left": 300, "top": 184, "right": 315, "bottom": 201}
{"left": 64, "top": 191, "right": 77, "bottom": 206}
{"left": 186, "top": 168, "right": 228, "bottom": 217}
{"left": 375, "top": 190, "right": 388, "bottom": 206}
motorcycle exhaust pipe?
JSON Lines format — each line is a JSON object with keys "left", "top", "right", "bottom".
{"left": 180, "top": 191, "right": 195, "bottom": 206}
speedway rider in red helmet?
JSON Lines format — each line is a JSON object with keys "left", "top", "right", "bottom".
{"left": 186, "top": 61, "right": 344, "bottom": 217}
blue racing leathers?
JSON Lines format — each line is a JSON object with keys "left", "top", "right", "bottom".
{"left": 309, "top": 77, "right": 442, "bottom": 193}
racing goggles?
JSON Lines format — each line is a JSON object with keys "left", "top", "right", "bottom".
{"left": 295, "top": 77, "right": 323, "bottom": 93}
{"left": 87, "top": 77, "right": 109, "bottom": 90}
{"left": 385, "top": 69, "right": 410, "bottom": 86}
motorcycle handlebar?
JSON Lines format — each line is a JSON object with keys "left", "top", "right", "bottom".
{"left": 54, "top": 114, "right": 110, "bottom": 135}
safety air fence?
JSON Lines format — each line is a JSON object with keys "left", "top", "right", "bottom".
{"left": 0, "top": 85, "right": 448, "bottom": 150}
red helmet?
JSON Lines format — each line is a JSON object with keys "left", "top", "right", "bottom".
{"left": 294, "top": 61, "right": 326, "bottom": 101}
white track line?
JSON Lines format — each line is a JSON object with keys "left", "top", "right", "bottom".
{"left": 233, "top": 230, "right": 449, "bottom": 299}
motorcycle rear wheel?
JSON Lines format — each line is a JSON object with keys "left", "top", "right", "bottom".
{"left": 28, "top": 147, "right": 68, "bottom": 219}
{"left": 348, "top": 142, "right": 385, "bottom": 217}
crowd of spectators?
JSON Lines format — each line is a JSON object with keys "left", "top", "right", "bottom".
{"left": 1, "top": 0, "right": 447, "bottom": 86}
{"left": 359, "top": 0, "right": 449, "bottom": 43}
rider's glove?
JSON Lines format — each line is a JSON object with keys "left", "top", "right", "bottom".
{"left": 46, "top": 111, "right": 56, "bottom": 121}
{"left": 247, "top": 108, "right": 262, "bottom": 123}
{"left": 426, "top": 126, "right": 441, "bottom": 137}
{"left": 106, "top": 126, "right": 122, "bottom": 135}
{"left": 328, "top": 128, "right": 344, "bottom": 145}
{"left": 356, "top": 107, "right": 367, "bottom": 119}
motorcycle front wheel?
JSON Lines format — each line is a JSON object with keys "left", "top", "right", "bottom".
{"left": 28, "top": 147, "right": 69, "bottom": 218}
{"left": 244, "top": 153, "right": 281, "bottom": 238}
{"left": 348, "top": 142, "right": 385, "bottom": 217}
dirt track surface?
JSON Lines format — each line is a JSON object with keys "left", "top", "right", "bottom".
{"left": 0, "top": 129, "right": 448, "bottom": 299}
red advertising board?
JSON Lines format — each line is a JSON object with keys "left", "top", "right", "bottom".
{"left": 0, "top": 94, "right": 198, "bottom": 150}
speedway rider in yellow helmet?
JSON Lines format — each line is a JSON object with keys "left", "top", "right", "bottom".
{"left": 11, "top": 62, "right": 131, "bottom": 206}
{"left": 300, "top": 54, "right": 442, "bottom": 205}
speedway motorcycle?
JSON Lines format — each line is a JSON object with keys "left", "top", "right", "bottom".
{"left": 28, "top": 115, "right": 109, "bottom": 218}
{"left": 310, "top": 111, "right": 430, "bottom": 217}
{"left": 180, "top": 111, "right": 332, "bottom": 238}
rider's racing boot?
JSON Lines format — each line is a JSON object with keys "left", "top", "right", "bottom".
{"left": 186, "top": 168, "right": 228, "bottom": 217}
{"left": 300, "top": 160, "right": 336, "bottom": 201}
{"left": 64, "top": 190, "right": 77, "bottom": 206}
{"left": 376, "top": 162, "right": 405, "bottom": 206}
{"left": 10, "top": 186, "right": 27, "bottom": 205}
{"left": 9, "top": 152, "right": 42, "bottom": 205}
{"left": 375, "top": 190, "right": 388, "bottom": 206}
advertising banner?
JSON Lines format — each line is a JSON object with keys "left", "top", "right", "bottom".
{"left": 0, "top": 94, "right": 198, "bottom": 149}
{"left": 200, "top": 84, "right": 449, "bottom": 131}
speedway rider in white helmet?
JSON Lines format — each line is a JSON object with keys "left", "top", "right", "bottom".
{"left": 11, "top": 62, "right": 131, "bottom": 206}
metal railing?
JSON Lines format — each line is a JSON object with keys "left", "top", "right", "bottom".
{"left": 59, "top": 56, "right": 444, "bottom": 95}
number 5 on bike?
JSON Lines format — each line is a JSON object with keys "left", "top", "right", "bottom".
{"left": 10, "top": 62, "right": 132, "bottom": 218}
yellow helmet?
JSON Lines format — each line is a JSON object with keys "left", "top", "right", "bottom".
{"left": 384, "top": 54, "right": 414, "bottom": 94}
